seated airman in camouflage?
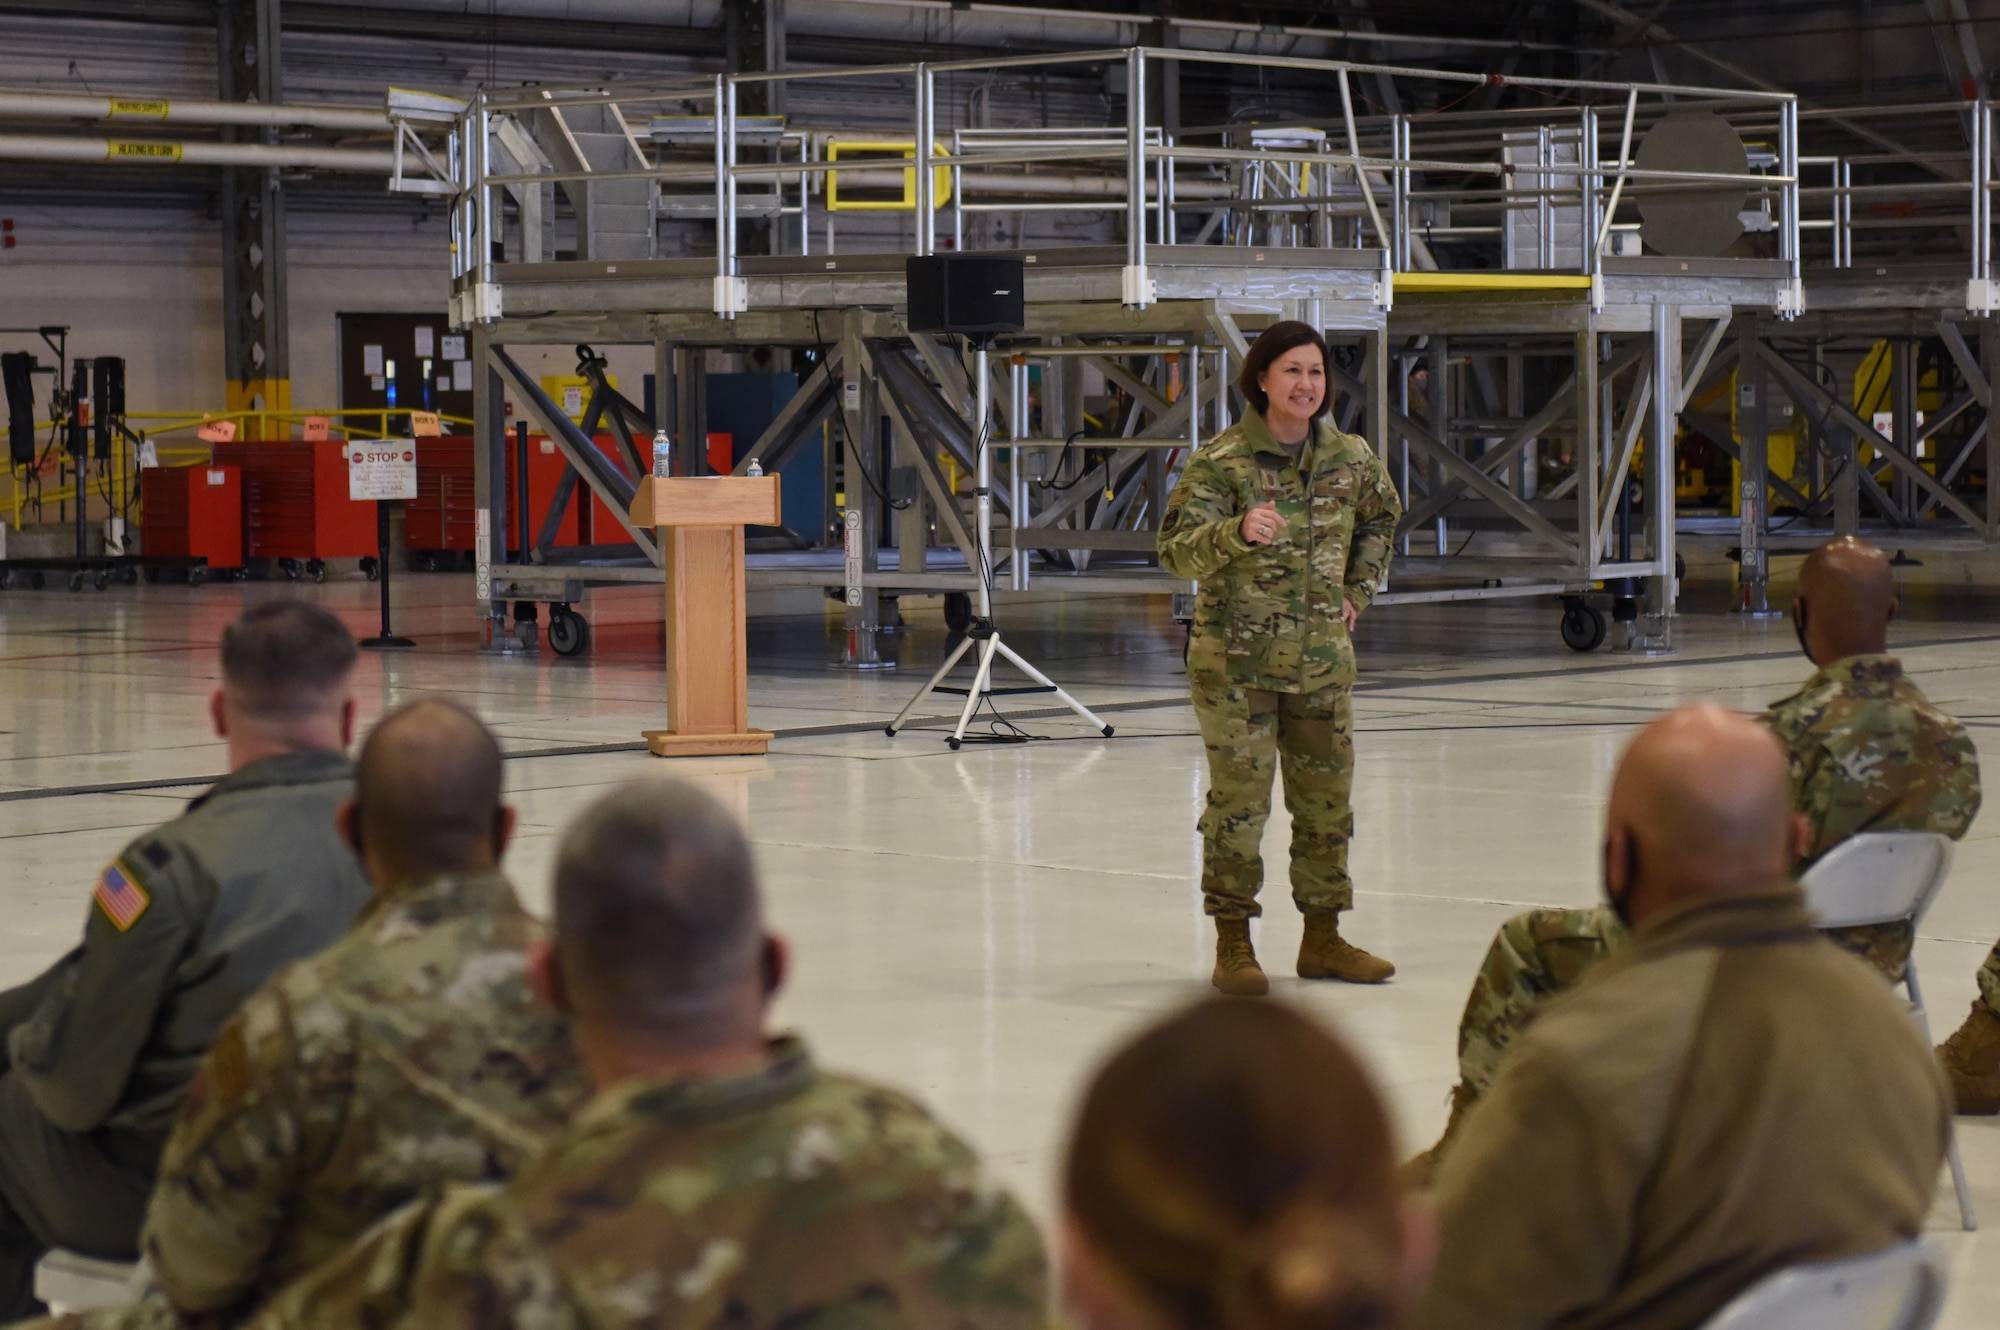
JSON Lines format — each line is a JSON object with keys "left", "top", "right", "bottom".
{"left": 40, "top": 698, "right": 588, "bottom": 1330}
{"left": 1410, "top": 536, "right": 1980, "bottom": 1179}
{"left": 240, "top": 777, "right": 1047, "bottom": 1330}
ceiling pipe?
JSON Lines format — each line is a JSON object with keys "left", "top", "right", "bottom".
{"left": 0, "top": 90, "right": 389, "bottom": 133}
{"left": 0, "top": 133, "right": 395, "bottom": 171}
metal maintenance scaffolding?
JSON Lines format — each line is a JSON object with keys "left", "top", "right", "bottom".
{"left": 434, "top": 46, "right": 1823, "bottom": 657}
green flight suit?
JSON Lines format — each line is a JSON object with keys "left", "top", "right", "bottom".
{"left": 1158, "top": 409, "right": 1400, "bottom": 919}
{"left": 0, "top": 749, "right": 369, "bottom": 1317}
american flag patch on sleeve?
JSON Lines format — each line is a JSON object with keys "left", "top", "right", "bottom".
{"left": 93, "top": 862, "right": 151, "bottom": 932}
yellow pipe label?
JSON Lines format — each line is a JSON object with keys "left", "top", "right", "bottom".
{"left": 107, "top": 99, "right": 170, "bottom": 119}
{"left": 106, "top": 140, "right": 182, "bottom": 161}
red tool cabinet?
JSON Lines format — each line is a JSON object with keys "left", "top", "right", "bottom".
{"left": 211, "top": 441, "right": 376, "bottom": 561}
{"left": 140, "top": 464, "right": 244, "bottom": 569}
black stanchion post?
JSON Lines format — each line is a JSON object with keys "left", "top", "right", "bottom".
{"left": 360, "top": 498, "right": 415, "bottom": 650}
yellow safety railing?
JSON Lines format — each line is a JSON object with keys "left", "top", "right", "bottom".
{"left": 7, "top": 408, "right": 476, "bottom": 531}
{"left": 825, "top": 140, "right": 955, "bottom": 212}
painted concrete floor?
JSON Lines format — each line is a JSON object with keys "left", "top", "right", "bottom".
{"left": 2, "top": 569, "right": 1998, "bottom": 1325}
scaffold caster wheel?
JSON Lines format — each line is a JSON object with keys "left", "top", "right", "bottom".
{"left": 360, "top": 557, "right": 380, "bottom": 582}
{"left": 947, "top": 736, "right": 962, "bottom": 751}
{"left": 943, "top": 592, "right": 973, "bottom": 634}
{"left": 188, "top": 566, "right": 207, "bottom": 587}
{"left": 93, "top": 570, "right": 112, "bottom": 591}
{"left": 307, "top": 559, "right": 327, "bottom": 584}
{"left": 280, "top": 558, "right": 301, "bottom": 581}
{"left": 417, "top": 551, "right": 438, "bottom": 573}
{"left": 1560, "top": 600, "right": 1607, "bottom": 653}
{"left": 0, "top": 570, "right": 15, "bottom": 591}
{"left": 67, "top": 571, "right": 84, "bottom": 593}
{"left": 547, "top": 606, "right": 590, "bottom": 657}
{"left": 121, "top": 566, "right": 138, "bottom": 586}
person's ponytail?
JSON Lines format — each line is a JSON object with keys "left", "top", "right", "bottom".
{"left": 1065, "top": 999, "right": 1407, "bottom": 1330}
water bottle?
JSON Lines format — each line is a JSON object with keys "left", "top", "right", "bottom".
{"left": 745, "top": 458, "right": 764, "bottom": 477}
{"left": 651, "top": 429, "right": 672, "bottom": 479}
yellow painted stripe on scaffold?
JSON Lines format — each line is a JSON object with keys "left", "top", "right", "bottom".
{"left": 1393, "top": 272, "right": 1595, "bottom": 293}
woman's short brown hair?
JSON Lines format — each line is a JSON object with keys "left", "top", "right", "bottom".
{"left": 1065, "top": 999, "right": 1403, "bottom": 1330}
{"left": 1237, "top": 320, "right": 1332, "bottom": 422}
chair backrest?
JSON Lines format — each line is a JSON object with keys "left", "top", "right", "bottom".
{"left": 1698, "top": 1238, "right": 1950, "bottom": 1330}
{"left": 1798, "top": 832, "right": 1954, "bottom": 931}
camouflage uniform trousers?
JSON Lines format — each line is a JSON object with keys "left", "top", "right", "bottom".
{"left": 1457, "top": 906, "right": 1916, "bottom": 1099}
{"left": 1976, "top": 941, "right": 2000, "bottom": 1016}
{"left": 1190, "top": 673, "right": 1355, "bottom": 920}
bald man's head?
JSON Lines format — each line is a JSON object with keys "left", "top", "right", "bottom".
{"left": 1603, "top": 704, "right": 1808, "bottom": 927}
{"left": 345, "top": 699, "right": 508, "bottom": 887}
{"left": 1794, "top": 536, "right": 1897, "bottom": 666}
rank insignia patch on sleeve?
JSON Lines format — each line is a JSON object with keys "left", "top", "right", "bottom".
{"left": 93, "top": 861, "right": 151, "bottom": 931}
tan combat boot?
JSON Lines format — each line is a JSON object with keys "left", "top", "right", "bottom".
{"left": 1402, "top": 1082, "right": 1477, "bottom": 1189}
{"left": 1212, "top": 918, "right": 1269, "bottom": 997}
{"left": 1937, "top": 1000, "right": 2000, "bottom": 1115}
{"left": 1297, "top": 911, "right": 1395, "bottom": 983}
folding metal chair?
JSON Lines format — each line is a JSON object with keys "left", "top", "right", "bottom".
{"left": 1698, "top": 1236, "right": 1949, "bottom": 1330}
{"left": 32, "top": 1250, "right": 146, "bottom": 1315}
{"left": 1801, "top": 831, "right": 1976, "bottom": 1230}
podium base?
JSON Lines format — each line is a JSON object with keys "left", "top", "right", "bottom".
{"left": 643, "top": 729, "right": 774, "bottom": 758}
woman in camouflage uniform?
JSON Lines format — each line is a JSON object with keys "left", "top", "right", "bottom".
{"left": 1159, "top": 322, "right": 1401, "bottom": 996}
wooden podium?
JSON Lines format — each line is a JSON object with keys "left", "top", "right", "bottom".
{"left": 628, "top": 475, "right": 782, "bottom": 757}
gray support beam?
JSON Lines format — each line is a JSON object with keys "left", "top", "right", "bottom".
{"left": 1365, "top": 326, "right": 1390, "bottom": 463}
{"left": 653, "top": 337, "right": 674, "bottom": 435}
{"left": 1647, "top": 303, "right": 1681, "bottom": 630}
{"left": 834, "top": 316, "right": 888, "bottom": 665}
{"left": 1576, "top": 327, "right": 1601, "bottom": 570}
{"left": 1426, "top": 336, "right": 1448, "bottom": 553}
{"left": 724, "top": 0, "right": 786, "bottom": 119}
{"left": 675, "top": 346, "right": 707, "bottom": 476}
{"left": 475, "top": 331, "right": 510, "bottom": 647}
{"left": 1736, "top": 321, "right": 1770, "bottom": 611}
{"left": 1893, "top": 340, "right": 1918, "bottom": 516}
{"left": 217, "top": 0, "right": 288, "bottom": 412}
{"left": 1988, "top": 320, "right": 2000, "bottom": 535}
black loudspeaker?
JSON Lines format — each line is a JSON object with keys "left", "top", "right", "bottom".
{"left": 1, "top": 352, "right": 33, "bottom": 466}
{"left": 92, "top": 357, "right": 124, "bottom": 459}
{"left": 906, "top": 254, "right": 1026, "bottom": 337}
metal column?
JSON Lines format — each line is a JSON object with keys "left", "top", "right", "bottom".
{"left": 1987, "top": 320, "right": 2000, "bottom": 537}
{"left": 217, "top": 0, "right": 288, "bottom": 415}
{"left": 1736, "top": 321, "right": 1771, "bottom": 613}
{"left": 474, "top": 329, "right": 517, "bottom": 651}
{"left": 1365, "top": 326, "right": 1391, "bottom": 462}
{"left": 1646, "top": 303, "right": 1681, "bottom": 642}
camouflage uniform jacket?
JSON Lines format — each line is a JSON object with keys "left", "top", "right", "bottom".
{"left": 1159, "top": 410, "right": 1400, "bottom": 692}
{"left": 141, "top": 869, "right": 589, "bottom": 1322}
{"left": 1762, "top": 654, "right": 1981, "bottom": 865}
{"left": 245, "top": 1037, "right": 1048, "bottom": 1330}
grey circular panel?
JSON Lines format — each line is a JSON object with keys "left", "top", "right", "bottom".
{"left": 1632, "top": 109, "right": 1751, "bottom": 258}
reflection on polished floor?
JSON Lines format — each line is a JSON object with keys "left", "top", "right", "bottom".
{"left": 1, "top": 573, "right": 1997, "bottom": 1325}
